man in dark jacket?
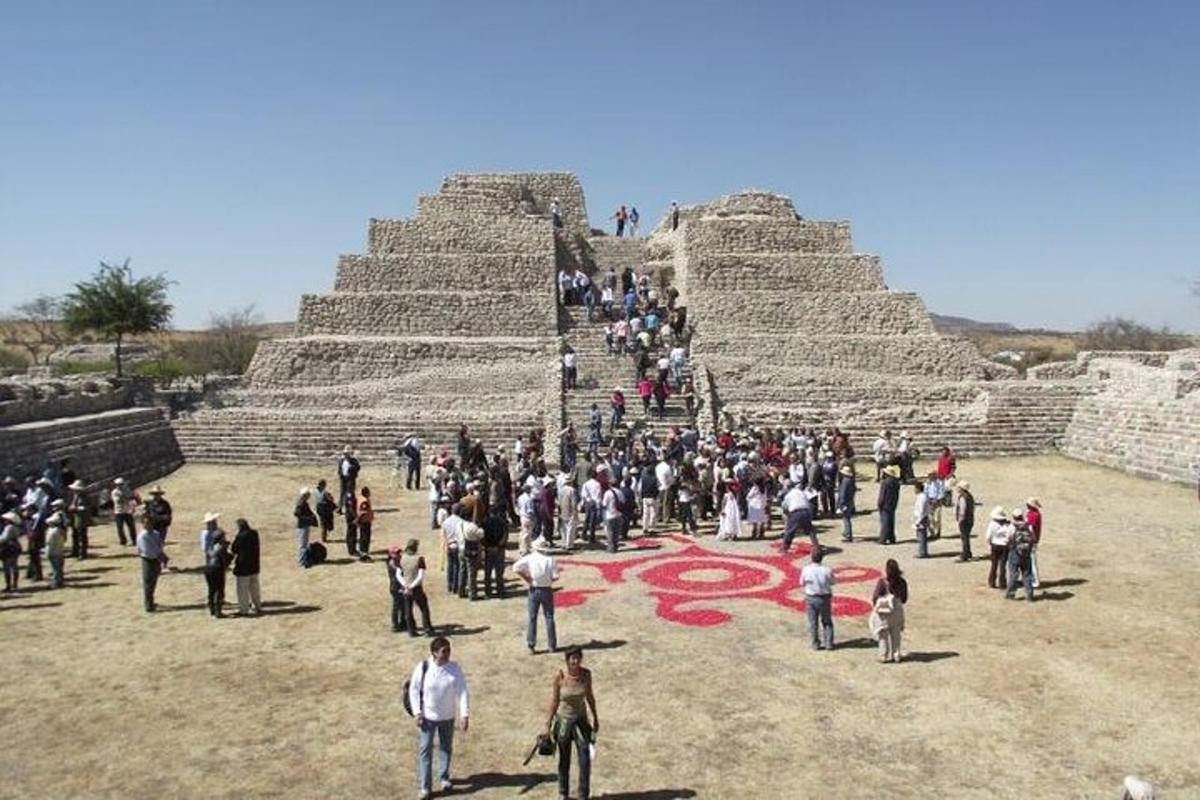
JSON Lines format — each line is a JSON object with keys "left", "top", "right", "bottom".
{"left": 481, "top": 507, "right": 508, "bottom": 598}
{"left": 231, "top": 518, "right": 262, "bottom": 615}
{"left": 877, "top": 465, "right": 901, "bottom": 545}
{"left": 336, "top": 446, "right": 360, "bottom": 513}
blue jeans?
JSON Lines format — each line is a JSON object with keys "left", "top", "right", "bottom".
{"left": 417, "top": 718, "right": 455, "bottom": 792}
{"left": 915, "top": 519, "right": 929, "bottom": 558}
{"left": 611, "top": 407, "right": 624, "bottom": 430}
{"left": 878, "top": 508, "right": 896, "bottom": 544}
{"left": 48, "top": 553, "right": 64, "bottom": 588}
{"left": 1006, "top": 549, "right": 1034, "bottom": 601}
{"left": 429, "top": 502, "right": 439, "bottom": 530}
{"left": 446, "top": 548, "right": 460, "bottom": 594}
{"left": 841, "top": 507, "right": 854, "bottom": 541}
{"left": 527, "top": 587, "right": 557, "bottom": 651}
{"left": 605, "top": 517, "right": 623, "bottom": 552}
{"left": 295, "top": 527, "right": 310, "bottom": 567}
{"left": 805, "top": 594, "right": 834, "bottom": 649}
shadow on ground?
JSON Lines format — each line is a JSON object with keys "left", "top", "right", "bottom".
{"left": 455, "top": 771, "right": 556, "bottom": 795}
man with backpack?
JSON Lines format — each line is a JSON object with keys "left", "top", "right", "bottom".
{"left": 406, "top": 637, "right": 470, "bottom": 799}
{"left": 1006, "top": 508, "right": 1036, "bottom": 602}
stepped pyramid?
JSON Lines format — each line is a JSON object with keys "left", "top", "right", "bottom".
{"left": 173, "top": 173, "right": 592, "bottom": 463}
{"left": 174, "top": 174, "right": 1094, "bottom": 465}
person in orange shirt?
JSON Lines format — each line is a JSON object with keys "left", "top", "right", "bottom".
{"left": 356, "top": 486, "right": 375, "bottom": 562}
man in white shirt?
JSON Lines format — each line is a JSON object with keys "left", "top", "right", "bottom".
{"left": 800, "top": 548, "right": 835, "bottom": 651}
{"left": 408, "top": 637, "right": 469, "bottom": 799}
{"left": 668, "top": 345, "right": 687, "bottom": 389}
{"left": 872, "top": 431, "right": 893, "bottom": 482}
{"left": 516, "top": 485, "right": 536, "bottom": 555}
{"left": 781, "top": 482, "right": 815, "bottom": 552}
{"left": 580, "top": 474, "right": 603, "bottom": 544}
{"left": 513, "top": 538, "right": 560, "bottom": 653}
{"left": 563, "top": 350, "right": 578, "bottom": 390}
{"left": 654, "top": 458, "right": 675, "bottom": 523}
{"left": 602, "top": 483, "right": 624, "bottom": 553}
{"left": 912, "top": 481, "right": 931, "bottom": 559}
{"left": 441, "top": 507, "right": 466, "bottom": 592}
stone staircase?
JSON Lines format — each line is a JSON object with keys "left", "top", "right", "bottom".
{"left": 558, "top": 234, "right": 697, "bottom": 443}
{"left": 172, "top": 410, "right": 535, "bottom": 465}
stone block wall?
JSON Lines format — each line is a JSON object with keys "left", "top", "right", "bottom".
{"left": 697, "top": 334, "right": 992, "bottom": 380}
{"left": 687, "top": 218, "right": 853, "bottom": 254}
{"left": 1062, "top": 354, "right": 1200, "bottom": 484}
{"left": 0, "top": 377, "right": 131, "bottom": 426}
{"left": 0, "top": 408, "right": 183, "bottom": 489}
{"left": 688, "top": 253, "right": 885, "bottom": 293}
{"left": 244, "top": 336, "right": 555, "bottom": 388}
{"left": 368, "top": 217, "right": 551, "bottom": 256}
{"left": 295, "top": 291, "right": 557, "bottom": 337}
{"left": 691, "top": 291, "right": 935, "bottom": 336}
{"left": 334, "top": 252, "right": 555, "bottom": 293}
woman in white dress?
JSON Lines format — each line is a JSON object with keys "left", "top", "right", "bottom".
{"left": 716, "top": 480, "right": 742, "bottom": 541}
{"left": 745, "top": 480, "right": 768, "bottom": 539}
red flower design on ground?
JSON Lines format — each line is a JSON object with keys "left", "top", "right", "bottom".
{"left": 559, "top": 535, "right": 880, "bottom": 628}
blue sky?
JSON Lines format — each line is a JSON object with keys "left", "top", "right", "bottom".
{"left": 2, "top": 0, "right": 1197, "bottom": 331}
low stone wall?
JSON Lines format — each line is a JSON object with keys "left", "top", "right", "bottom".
{"left": 245, "top": 336, "right": 556, "bottom": 388}
{"left": 334, "top": 252, "right": 555, "bottom": 293}
{"left": 692, "top": 291, "right": 935, "bottom": 336}
{"left": 0, "top": 377, "right": 132, "bottom": 426}
{"left": 0, "top": 408, "right": 183, "bottom": 489}
{"left": 1061, "top": 354, "right": 1200, "bottom": 484}
{"left": 296, "top": 291, "right": 557, "bottom": 337}
{"left": 688, "top": 253, "right": 885, "bottom": 292}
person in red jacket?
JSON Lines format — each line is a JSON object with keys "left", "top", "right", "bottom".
{"left": 935, "top": 447, "right": 956, "bottom": 480}
{"left": 637, "top": 377, "right": 653, "bottom": 415}
{"left": 1025, "top": 497, "right": 1043, "bottom": 587}
{"left": 610, "top": 387, "right": 626, "bottom": 431}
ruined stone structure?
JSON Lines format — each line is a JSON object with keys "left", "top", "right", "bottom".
{"left": 163, "top": 172, "right": 1192, "bottom": 485}
{"left": 1059, "top": 350, "right": 1200, "bottom": 483}
{"left": 0, "top": 376, "right": 183, "bottom": 489}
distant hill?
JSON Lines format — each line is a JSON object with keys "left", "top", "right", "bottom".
{"left": 930, "top": 313, "right": 1019, "bottom": 334}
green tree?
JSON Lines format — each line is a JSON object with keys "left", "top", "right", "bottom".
{"left": 61, "top": 260, "right": 173, "bottom": 376}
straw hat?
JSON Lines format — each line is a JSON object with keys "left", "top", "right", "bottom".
{"left": 1123, "top": 776, "right": 1155, "bottom": 800}
{"left": 532, "top": 537, "right": 552, "bottom": 552}
{"left": 51, "top": 498, "right": 65, "bottom": 509}
{"left": 955, "top": 480, "right": 971, "bottom": 492}
{"left": 113, "top": 477, "right": 126, "bottom": 485}
{"left": 36, "top": 477, "right": 52, "bottom": 487}
{"left": 148, "top": 485, "right": 165, "bottom": 495}
{"left": 1011, "top": 508, "right": 1025, "bottom": 520}
{"left": 839, "top": 465, "right": 854, "bottom": 477}
{"left": 2, "top": 511, "right": 22, "bottom": 524}
{"left": 1025, "top": 497, "right": 1042, "bottom": 509}
{"left": 989, "top": 505, "right": 1009, "bottom": 522}
{"left": 203, "top": 511, "right": 221, "bottom": 524}
{"left": 68, "top": 479, "right": 86, "bottom": 491}
{"left": 882, "top": 465, "right": 902, "bottom": 479}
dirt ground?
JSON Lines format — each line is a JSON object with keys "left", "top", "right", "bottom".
{"left": 2, "top": 455, "right": 1197, "bottom": 799}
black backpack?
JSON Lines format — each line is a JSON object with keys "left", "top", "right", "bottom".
{"left": 402, "top": 660, "right": 429, "bottom": 718}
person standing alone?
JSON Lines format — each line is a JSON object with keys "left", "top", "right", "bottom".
{"left": 514, "top": 537, "right": 559, "bottom": 654}
{"left": 801, "top": 548, "right": 835, "bottom": 651}
{"left": 408, "top": 637, "right": 470, "bottom": 799}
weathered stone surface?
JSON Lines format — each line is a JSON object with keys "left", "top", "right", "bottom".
{"left": 296, "top": 292, "right": 557, "bottom": 337}
{"left": 1062, "top": 352, "right": 1200, "bottom": 483}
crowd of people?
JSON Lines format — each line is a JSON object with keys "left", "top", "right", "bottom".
{"left": 1, "top": 417, "right": 1054, "bottom": 798}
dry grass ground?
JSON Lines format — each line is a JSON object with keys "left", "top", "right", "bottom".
{"left": 2, "top": 455, "right": 1197, "bottom": 799}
